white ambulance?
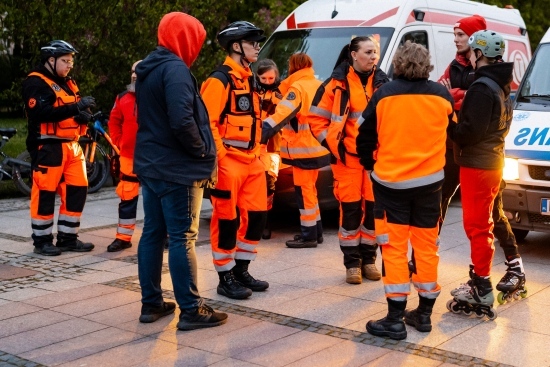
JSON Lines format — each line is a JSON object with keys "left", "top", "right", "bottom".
{"left": 502, "top": 27, "right": 550, "bottom": 241}
{"left": 260, "top": 0, "right": 532, "bottom": 210}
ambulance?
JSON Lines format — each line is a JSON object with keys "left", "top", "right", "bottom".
{"left": 260, "top": 0, "right": 532, "bottom": 210}
{"left": 502, "top": 27, "right": 550, "bottom": 241}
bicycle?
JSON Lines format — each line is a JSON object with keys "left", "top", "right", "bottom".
{"left": 79, "top": 112, "right": 120, "bottom": 194}
{"left": 0, "top": 128, "right": 33, "bottom": 196}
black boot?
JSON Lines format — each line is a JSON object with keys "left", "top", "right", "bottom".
{"left": 56, "top": 233, "right": 94, "bottom": 252}
{"left": 262, "top": 218, "right": 272, "bottom": 240}
{"left": 233, "top": 260, "right": 269, "bottom": 291}
{"left": 217, "top": 270, "right": 252, "bottom": 299}
{"left": 107, "top": 238, "right": 132, "bottom": 252}
{"left": 366, "top": 298, "right": 407, "bottom": 340}
{"left": 33, "top": 243, "right": 62, "bottom": 256}
{"left": 404, "top": 296, "right": 435, "bottom": 332}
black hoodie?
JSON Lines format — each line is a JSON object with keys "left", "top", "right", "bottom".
{"left": 450, "top": 62, "right": 514, "bottom": 170}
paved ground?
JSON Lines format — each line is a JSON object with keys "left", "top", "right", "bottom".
{"left": 1, "top": 188, "right": 550, "bottom": 367}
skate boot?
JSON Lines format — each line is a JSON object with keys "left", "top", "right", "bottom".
{"left": 496, "top": 259, "right": 527, "bottom": 304}
{"left": 450, "top": 264, "right": 475, "bottom": 297}
{"left": 366, "top": 298, "right": 407, "bottom": 340}
{"left": 447, "top": 274, "right": 497, "bottom": 320}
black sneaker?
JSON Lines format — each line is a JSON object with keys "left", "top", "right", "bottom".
{"left": 139, "top": 301, "right": 176, "bottom": 323}
{"left": 217, "top": 272, "right": 252, "bottom": 299}
{"left": 33, "top": 243, "right": 62, "bottom": 256}
{"left": 293, "top": 234, "right": 323, "bottom": 244}
{"left": 107, "top": 238, "right": 132, "bottom": 252}
{"left": 56, "top": 239, "right": 95, "bottom": 252}
{"left": 233, "top": 270, "right": 269, "bottom": 292}
{"left": 177, "top": 304, "right": 228, "bottom": 330}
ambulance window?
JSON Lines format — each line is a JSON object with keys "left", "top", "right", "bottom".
{"left": 399, "top": 31, "right": 428, "bottom": 49}
{"left": 516, "top": 44, "right": 550, "bottom": 105}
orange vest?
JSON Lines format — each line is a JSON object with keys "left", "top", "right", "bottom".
{"left": 309, "top": 66, "right": 374, "bottom": 166}
{"left": 28, "top": 72, "right": 84, "bottom": 140}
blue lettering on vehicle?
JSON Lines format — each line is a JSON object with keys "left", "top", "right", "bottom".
{"left": 529, "top": 127, "right": 549, "bottom": 145}
{"left": 514, "top": 128, "right": 530, "bottom": 145}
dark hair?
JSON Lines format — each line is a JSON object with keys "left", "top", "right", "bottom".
{"left": 392, "top": 41, "right": 433, "bottom": 79}
{"left": 288, "top": 53, "right": 313, "bottom": 75}
{"left": 256, "top": 59, "right": 279, "bottom": 79}
{"left": 334, "top": 35, "right": 379, "bottom": 69}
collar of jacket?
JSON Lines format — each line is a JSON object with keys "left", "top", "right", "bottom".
{"left": 454, "top": 52, "right": 471, "bottom": 67}
{"left": 284, "top": 67, "right": 316, "bottom": 85}
{"left": 223, "top": 55, "right": 253, "bottom": 81}
{"left": 331, "top": 61, "right": 378, "bottom": 83}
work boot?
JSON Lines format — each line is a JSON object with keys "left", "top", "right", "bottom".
{"left": 33, "top": 243, "right": 62, "bottom": 256}
{"left": 346, "top": 267, "right": 362, "bottom": 284}
{"left": 177, "top": 304, "right": 228, "bottom": 330}
{"left": 366, "top": 298, "right": 407, "bottom": 340}
{"left": 217, "top": 271, "right": 252, "bottom": 299}
{"left": 139, "top": 301, "right": 176, "bottom": 323}
{"left": 56, "top": 234, "right": 94, "bottom": 252}
{"left": 233, "top": 260, "right": 269, "bottom": 291}
{"left": 107, "top": 238, "right": 132, "bottom": 252}
{"left": 262, "top": 220, "right": 272, "bottom": 240}
{"left": 293, "top": 234, "right": 324, "bottom": 244}
{"left": 362, "top": 263, "right": 382, "bottom": 281}
{"left": 404, "top": 296, "right": 435, "bottom": 332}
{"left": 286, "top": 237, "right": 317, "bottom": 248}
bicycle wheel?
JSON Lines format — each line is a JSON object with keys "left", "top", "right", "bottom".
{"left": 86, "top": 144, "right": 109, "bottom": 194}
{"left": 12, "top": 151, "right": 33, "bottom": 196}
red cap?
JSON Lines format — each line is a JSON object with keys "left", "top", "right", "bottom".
{"left": 454, "top": 14, "right": 487, "bottom": 36}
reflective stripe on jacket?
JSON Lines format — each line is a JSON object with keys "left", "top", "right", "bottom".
{"left": 263, "top": 68, "right": 330, "bottom": 169}
{"left": 201, "top": 56, "right": 261, "bottom": 163}
{"left": 28, "top": 72, "right": 84, "bottom": 140}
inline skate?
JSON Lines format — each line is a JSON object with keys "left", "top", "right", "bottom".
{"left": 447, "top": 274, "right": 497, "bottom": 320}
{"left": 496, "top": 260, "right": 527, "bottom": 304}
{"left": 450, "top": 264, "right": 475, "bottom": 297}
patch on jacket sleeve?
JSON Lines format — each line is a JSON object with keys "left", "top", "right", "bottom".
{"left": 28, "top": 98, "right": 37, "bottom": 108}
{"left": 286, "top": 92, "right": 296, "bottom": 101}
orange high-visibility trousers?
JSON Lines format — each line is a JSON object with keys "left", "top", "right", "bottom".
{"left": 210, "top": 154, "right": 267, "bottom": 272}
{"left": 114, "top": 155, "right": 139, "bottom": 242}
{"left": 332, "top": 155, "right": 377, "bottom": 268}
{"left": 292, "top": 166, "right": 322, "bottom": 240}
{"left": 30, "top": 141, "right": 88, "bottom": 244}
{"left": 372, "top": 179, "right": 442, "bottom": 301}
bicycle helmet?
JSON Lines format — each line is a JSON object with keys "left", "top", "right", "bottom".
{"left": 468, "top": 30, "right": 505, "bottom": 59}
{"left": 40, "top": 40, "right": 78, "bottom": 61}
{"left": 217, "top": 21, "right": 266, "bottom": 51}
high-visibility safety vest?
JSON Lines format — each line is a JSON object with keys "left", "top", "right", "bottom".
{"left": 28, "top": 72, "right": 85, "bottom": 140}
{"left": 309, "top": 63, "right": 375, "bottom": 164}
{"left": 263, "top": 67, "right": 330, "bottom": 169}
{"left": 201, "top": 57, "right": 262, "bottom": 162}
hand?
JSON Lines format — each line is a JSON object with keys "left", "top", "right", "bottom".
{"left": 439, "top": 78, "right": 451, "bottom": 90}
{"left": 75, "top": 110, "right": 93, "bottom": 124}
{"left": 77, "top": 96, "right": 96, "bottom": 110}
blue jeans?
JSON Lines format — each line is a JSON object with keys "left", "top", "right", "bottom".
{"left": 137, "top": 176, "right": 203, "bottom": 310}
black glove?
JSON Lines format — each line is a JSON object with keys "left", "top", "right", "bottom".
{"left": 75, "top": 109, "right": 93, "bottom": 124}
{"left": 77, "top": 96, "right": 96, "bottom": 110}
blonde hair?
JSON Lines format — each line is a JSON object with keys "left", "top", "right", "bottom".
{"left": 392, "top": 41, "right": 433, "bottom": 79}
{"left": 288, "top": 53, "right": 313, "bottom": 75}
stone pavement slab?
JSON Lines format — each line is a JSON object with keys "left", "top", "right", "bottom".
{"left": 0, "top": 192, "right": 549, "bottom": 367}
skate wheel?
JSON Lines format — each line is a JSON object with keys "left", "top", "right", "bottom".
{"left": 487, "top": 308, "right": 497, "bottom": 320}
{"left": 521, "top": 286, "right": 528, "bottom": 298}
{"left": 462, "top": 308, "right": 473, "bottom": 316}
{"left": 446, "top": 299, "right": 454, "bottom": 312}
{"left": 497, "top": 292, "right": 506, "bottom": 305}
{"left": 513, "top": 293, "right": 520, "bottom": 300}
{"left": 475, "top": 309, "right": 484, "bottom": 318}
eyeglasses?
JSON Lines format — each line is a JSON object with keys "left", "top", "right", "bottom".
{"left": 59, "top": 58, "right": 74, "bottom": 66}
{"left": 243, "top": 40, "right": 261, "bottom": 49}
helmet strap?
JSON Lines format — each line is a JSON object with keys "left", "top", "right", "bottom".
{"left": 45, "top": 57, "right": 61, "bottom": 78}
{"left": 237, "top": 41, "right": 252, "bottom": 68}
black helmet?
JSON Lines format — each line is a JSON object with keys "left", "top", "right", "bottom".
{"left": 40, "top": 40, "right": 78, "bottom": 61}
{"left": 217, "top": 21, "right": 266, "bottom": 51}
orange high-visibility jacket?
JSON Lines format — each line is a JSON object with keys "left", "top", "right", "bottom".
{"left": 308, "top": 62, "right": 380, "bottom": 163}
{"left": 28, "top": 72, "right": 85, "bottom": 140}
{"left": 357, "top": 78, "right": 456, "bottom": 188}
{"left": 263, "top": 67, "right": 330, "bottom": 169}
{"left": 201, "top": 56, "right": 262, "bottom": 163}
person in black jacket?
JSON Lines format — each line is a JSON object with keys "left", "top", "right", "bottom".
{"left": 448, "top": 30, "right": 516, "bottom": 313}
{"left": 134, "top": 12, "right": 227, "bottom": 330}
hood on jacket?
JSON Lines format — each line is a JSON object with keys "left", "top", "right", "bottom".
{"left": 475, "top": 62, "right": 514, "bottom": 96}
{"left": 157, "top": 12, "right": 206, "bottom": 67}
